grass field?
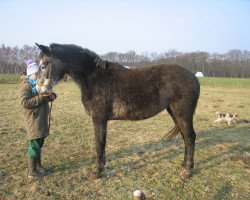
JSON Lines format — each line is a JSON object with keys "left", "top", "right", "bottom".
{"left": 0, "top": 75, "right": 249, "bottom": 199}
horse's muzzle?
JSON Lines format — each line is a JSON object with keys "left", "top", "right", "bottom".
{"left": 36, "top": 79, "right": 52, "bottom": 94}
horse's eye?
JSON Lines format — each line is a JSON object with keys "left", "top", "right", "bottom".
{"left": 41, "top": 62, "right": 49, "bottom": 69}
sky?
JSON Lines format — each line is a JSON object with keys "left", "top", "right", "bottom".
{"left": 0, "top": 0, "right": 250, "bottom": 54}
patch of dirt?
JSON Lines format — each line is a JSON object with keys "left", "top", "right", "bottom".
{"left": 231, "top": 154, "right": 250, "bottom": 167}
{"left": 215, "top": 144, "right": 229, "bottom": 151}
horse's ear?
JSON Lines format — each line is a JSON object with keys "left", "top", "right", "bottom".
{"left": 35, "top": 43, "right": 51, "bottom": 56}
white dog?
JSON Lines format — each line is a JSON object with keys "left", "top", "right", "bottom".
{"left": 214, "top": 112, "right": 240, "bottom": 126}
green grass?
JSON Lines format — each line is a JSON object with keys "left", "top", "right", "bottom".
{"left": 198, "top": 77, "right": 250, "bottom": 88}
{"left": 0, "top": 75, "right": 249, "bottom": 199}
{"left": 0, "top": 74, "right": 21, "bottom": 84}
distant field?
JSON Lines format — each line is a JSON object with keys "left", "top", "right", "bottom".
{"left": 198, "top": 77, "right": 250, "bottom": 88}
{"left": 0, "top": 74, "right": 249, "bottom": 199}
{"left": 0, "top": 74, "right": 21, "bottom": 84}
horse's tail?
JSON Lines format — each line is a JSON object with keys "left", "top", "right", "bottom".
{"left": 160, "top": 124, "right": 181, "bottom": 141}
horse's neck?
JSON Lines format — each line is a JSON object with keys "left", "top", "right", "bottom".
{"left": 66, "top": 60, "right": 92, "bottom": 83}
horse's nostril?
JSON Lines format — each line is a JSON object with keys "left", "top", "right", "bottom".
{"left": 43, "top": 79, "right": 50, "bottom": 86}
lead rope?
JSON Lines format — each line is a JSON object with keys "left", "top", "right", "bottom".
{"left": 47, "top": 63, "right": 53, "bottom": 133}
{"left": 48, "top": 101, "right": 53, "bottom": 133}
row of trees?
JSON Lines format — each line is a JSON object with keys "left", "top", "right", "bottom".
{"left": 1, "top": 44, "right": 250, "bottom": 77}
{"left": 0, "top": 45, "right": 39, "bottom": 74}
{"left": 101, "top": 49, "right": 250, "bottom": 78}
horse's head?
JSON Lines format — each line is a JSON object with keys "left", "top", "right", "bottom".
{"left": 35, "top": 43, "right": 66, "bottom": 94}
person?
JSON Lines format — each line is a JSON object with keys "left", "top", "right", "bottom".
{"left": 19, "top": 59, "right": 56, "bottom": 179}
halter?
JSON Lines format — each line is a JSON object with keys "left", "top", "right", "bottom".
{"left": 37, "top": 62, "right": 52, "bottom": 94}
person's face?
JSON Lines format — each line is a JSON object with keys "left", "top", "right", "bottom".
{"left": 30, "top": 73, "right": 38, "bottom": 80}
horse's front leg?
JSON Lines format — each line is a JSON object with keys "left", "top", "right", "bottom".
{"left": 92, "top": 117, "right": 107, "bottom": 178}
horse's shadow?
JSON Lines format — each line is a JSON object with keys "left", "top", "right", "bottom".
{"left": 48, "top": 138, "right": 183, "bottom": 176}
{"left": 48, "top": 124, "right": 249, "bottom": 178}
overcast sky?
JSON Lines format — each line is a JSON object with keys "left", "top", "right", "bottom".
{"left": 0, "top": 0, "right": 249, "bottom": 54}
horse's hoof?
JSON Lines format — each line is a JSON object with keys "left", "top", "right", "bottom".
{"left": 93, "top": 168, "right": 103, "bottom": 179}
{"left": 95, "top": 172, "right": 102, "bottom": 179}
{"left": 92, "top": 172, "right": 101, "bottom": 179}
{"left": 181, "top": 168, "right": 191, "bottom": 179}
{"left": 181, "top": 162, "right": 194, "bottom": 169}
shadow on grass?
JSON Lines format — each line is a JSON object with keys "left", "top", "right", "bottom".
{"left": 48, "top": 138, "right": 183, "bottom": 176}
{"left": 192, "top": 124, "right": 250, "bottom": 175}
{"left": 212, "top": 184, "right": 232, "bottom": 199}
{"left": 49, "top": 124, "right": 249, "bottom": 178}
{"left": 236, "top": 119, "right": 249, "bottom": 124}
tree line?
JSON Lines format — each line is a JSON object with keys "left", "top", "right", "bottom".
{"left": 1, "top": 44, "right": 250, "bottom": 78}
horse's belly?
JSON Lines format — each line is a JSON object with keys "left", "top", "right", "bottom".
{"left": 128, "top": 108, "right": 164, "bottom": 120}
{"left": 111, "top": 100, "right": 167, "bottom": 120}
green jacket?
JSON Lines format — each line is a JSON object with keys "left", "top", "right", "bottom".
{"left": 19, "top": 78, "right": 49, "bottom": 140}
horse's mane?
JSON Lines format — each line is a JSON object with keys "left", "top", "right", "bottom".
{"left": 49, "top": 43, "right": 107, "bottom": 69}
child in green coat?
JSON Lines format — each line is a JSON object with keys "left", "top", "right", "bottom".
{"left": 20, "top": 60, "right": 56, "bottom": 179}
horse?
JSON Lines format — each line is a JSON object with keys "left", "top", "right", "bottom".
{"left": 35, "top": 43, "right": 200, "bottom": 179}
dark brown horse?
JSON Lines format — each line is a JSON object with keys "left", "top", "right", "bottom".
{"left": 35, "top": 43, "right": 200, "bottom": 179}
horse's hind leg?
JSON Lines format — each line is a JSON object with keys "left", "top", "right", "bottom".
{"left": 179, "top": 119, "right": 196, "bottom": 178}
{"left": 169, "top": 105, "right": 196, "bottom": 179}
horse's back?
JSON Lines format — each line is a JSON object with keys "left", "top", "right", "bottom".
{"left": 120, "top": 64, "right": 200, "bottom": 99}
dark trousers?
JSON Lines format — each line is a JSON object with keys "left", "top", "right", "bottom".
{"left": 27, "top": 138, "right": 45, "bottom": 158}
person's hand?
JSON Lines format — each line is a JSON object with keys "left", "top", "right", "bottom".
{"left": 42, "top": 92, "right": 57, "bottom": 101}
{"left": 49, "top": 92, "right": 57, "bottom": 101}
{"left": 42, "top": 93, "right": 51, "bottom": 97}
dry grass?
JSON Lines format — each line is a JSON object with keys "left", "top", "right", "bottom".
{"left": 0, "top": 77, "right": 249, "bottom": 199}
